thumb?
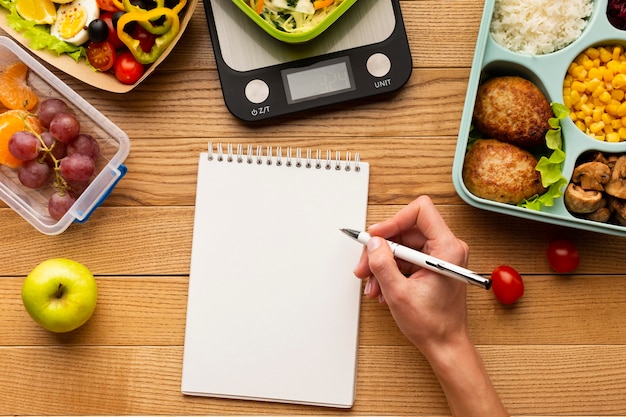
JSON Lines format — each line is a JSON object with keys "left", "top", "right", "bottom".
{"left": 366, "top": 237, "right": 405, "bottom": 297}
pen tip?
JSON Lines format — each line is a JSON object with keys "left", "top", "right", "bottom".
{"left": 340, "top": 228, "right": 359, "bottom": 239}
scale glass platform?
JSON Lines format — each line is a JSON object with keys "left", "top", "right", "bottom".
{"left": 203, "top": 0, "right": 412, "bottom": 121}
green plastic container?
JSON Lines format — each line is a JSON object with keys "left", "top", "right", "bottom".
{"left": 452, "top": 0, "right": 626, "bottom": 237}
{"left": 232, "top": 0, "right": 358, "bottom": 43}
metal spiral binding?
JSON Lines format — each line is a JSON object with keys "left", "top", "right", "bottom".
{"left": 207, "top": 142, "right": 361, "bottom": 172}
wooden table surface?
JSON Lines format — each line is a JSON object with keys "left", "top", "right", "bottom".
{"left": 2, "top": 0, "right": 626, "bottom": 416}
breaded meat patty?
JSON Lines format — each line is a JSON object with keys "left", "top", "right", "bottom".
{"left": 462, "top": 139, "right": 546, "bottom": 204}
{"left": 473, "top": 76, "right": 552, "bottom": 148}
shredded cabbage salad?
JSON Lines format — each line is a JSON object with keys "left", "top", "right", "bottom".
{"left": 249, "top": 0, "right": 344, "bottom": 33}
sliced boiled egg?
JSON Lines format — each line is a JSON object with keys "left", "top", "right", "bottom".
{"left": 50, "top": 0, "right": 100, "bottom": 45}
{"left": 270, "top": 0, "right": 315, "bottom": 14}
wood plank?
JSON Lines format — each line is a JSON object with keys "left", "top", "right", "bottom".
{"left": 51, "top": 67, "right": 472, "bottom": 139}
{"left": 2, "top": 274, "right": 626, "bottom": 346}
{"left": 2, "top": 205, "right": 625, "bottom": 275}
{"left": 0, "top": 345, "right": 625, "bottom": 416}
{"left": 99, "top": 136, "right": 463, "bottom": 207}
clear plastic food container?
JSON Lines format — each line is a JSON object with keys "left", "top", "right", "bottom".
{"left": 0, "top": 36, "right": 130, "bottom": 235}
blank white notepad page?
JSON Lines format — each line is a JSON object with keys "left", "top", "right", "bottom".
{"left": 181, "top": 144, "right": 369, "bottom": 408}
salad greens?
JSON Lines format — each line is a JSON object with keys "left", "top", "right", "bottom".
{"left": 251, "top": 0, "right": 340, "bottom": 33}
{"left": 0, "top": 0, "right": 86, "bottom": 61}
{"left": 518, "top": 102, "right": 569, "bottom": 210}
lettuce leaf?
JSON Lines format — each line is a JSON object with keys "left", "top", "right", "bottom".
{"left": 0, "top": 0, "right": 86, "bottom": 62}
{"left": 518, "top": 102, "right": 569, "bottom": 210}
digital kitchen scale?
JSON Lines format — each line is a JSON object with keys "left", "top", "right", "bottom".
{"left": 203, "top": 0, "right": 412, "bottom": 121}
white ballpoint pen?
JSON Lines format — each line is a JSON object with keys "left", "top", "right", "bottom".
{"left": 341, "top": 228, "right": 492, "bottom": 290}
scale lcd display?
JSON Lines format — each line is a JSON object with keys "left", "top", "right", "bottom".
{"left": 282, "top": 57, "right": 356, "bottom": 104}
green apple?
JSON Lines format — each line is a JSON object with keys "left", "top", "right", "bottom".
{"left": 21, "top": 258, "right": 98, "bottom": 333}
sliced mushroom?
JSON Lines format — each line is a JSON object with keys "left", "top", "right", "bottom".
{"left": 590, "top": 151, "right": 608, "bottom": 164}
{"left": 571, "top": 161, "right": 611, "bottom": 191}
{"left": 564, "top": 183, "right": 604, "bottom": 213}
{"left": 585, "top": 198, "right": 611, "bottom": 222}
{"left": 609, "top": 197, "right": 626, "bottom": 226}
{"left": 605, "top": 155, "right": 626, "bottom": 199}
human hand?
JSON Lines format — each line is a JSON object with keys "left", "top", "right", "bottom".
{"left": 353, "top": 195, "right": 471, "bottom": 353}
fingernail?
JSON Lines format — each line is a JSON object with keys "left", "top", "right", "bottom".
{"left": 367, "top": 237, "right": 382, "bottom": 253}
{"left": 368, "top": 223, "right": 379, "bottom": 231}
{"left": 364, "top": 278, "right": 372, "bottom": 296}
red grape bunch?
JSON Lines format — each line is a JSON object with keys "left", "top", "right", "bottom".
{"left": 8, "top": 98, "right": 101, "bottom": 220}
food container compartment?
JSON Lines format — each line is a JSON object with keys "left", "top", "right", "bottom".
{"left": 453, "top": 0, "right": 626, "bottom": 237}
{"left": 232, "top": 0, "right": 358, "bottom": 43}
{"left": 0, "top": 36, "right": 130, "bottom": 235}
{"left": 0, "top": 0, "right": 198, "bottom": 93}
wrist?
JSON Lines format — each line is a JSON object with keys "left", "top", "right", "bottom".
{"left": 418, "top": 331, "right": 509, "bottom": 417}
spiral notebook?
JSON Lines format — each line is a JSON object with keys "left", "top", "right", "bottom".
{"left": 181, "top": 143, "right": 369, "bottom": 408}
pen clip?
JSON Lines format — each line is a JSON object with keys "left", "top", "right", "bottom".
{"left": 425, "top": 260, "right": 491, "bottom": 289}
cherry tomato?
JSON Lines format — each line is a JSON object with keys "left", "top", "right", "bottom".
{"left": 96, "top": 0, "right": 120, "bottom": 12}
{"left": 491, "top": 265, "right": 524, "bottom": 305}
{"left": 114, "top": 51, "right": 145, "bottom": 85}
{"left": 100, "top": 11, "right": 125, "bottom": 49}
{"left": 131, "top": 24, "right": 156, "bottom": 53}
{"left": 547, "top": 239, "right": 580, "bottom": 273}
{"left": 87, "top": 41, "right": 117, "bottom": 72}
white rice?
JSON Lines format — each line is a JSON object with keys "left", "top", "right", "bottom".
{"left": 490, "top": 0, "right": 594, "bottom": 55}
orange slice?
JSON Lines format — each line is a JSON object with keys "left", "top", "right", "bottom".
{"left": 0, "top": 110, "right": 43, "bottom": 168}
{"left": 0, "top": 62, "right": 39, "bottom": 111}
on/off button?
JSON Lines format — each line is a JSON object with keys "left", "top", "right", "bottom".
{"left": 366, "top": 53, "right": 392, "bottom": 77}
{"left": 245, "top": 79, "right": 270, "bottom": 104}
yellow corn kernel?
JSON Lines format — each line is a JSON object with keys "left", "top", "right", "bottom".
{"left": 614, "top": 45, "right": 624, "bottom": 60}
{"left": 571, "top": 80, "right": 587, "bottom": 92}
{"left": 587, "top": 78, "right": 603, "bottom": 93}
{"left": 608, "top": 60, "right": 620, "bottom": 72}
{"left": 613, "top": 73, "right": 626, "bottom": 89}
{"left": 607, "top": 131, "right": 621, "bottom": 142}
{"left": 586, "top": 47, "right": 600, "bottom": 60}
{"left": 619, "top": 61, "right": 626, "bottom": 74}
{"left": 573, "top": 66, "right": 587, "bottom": 81}
{"left": 590, "top": 121, "right": 605, "bottom": 133}
{"left": 600, "top": 47, "right": 613, "bottom": 62}
{"left": 563, "top": 96, "right": 572, "bottom": 109}
{"left": 563, "top": 75, "right": 572, "bottom": 88}
{"left": 612, "top": 89, "right": 625, "bottom": 101}
{"left": 576, "top": 120, "right": 587, "bottom": 131}
{"left": 583, "top": 57, "right": 595, "bottom": 70}
{"left": 587, "top": 67, "right": 604, "bottom": 80}
{"left": 602, "top": 112, "right": 614, "bottom": 124}
{"left": 607, "top": 102, "right": 619, "bottom": 115}
{"left": 599, "top": 90, "right": 613, "bottom": 103}
{"left": 593, "top": 86, "right": 607, "bottom": 98}
{"left": 581, "top": 102, "right": 594, "bottom": 115}
{"left": 611, "top": 118, "right": 622, "bottom": 129}
{"left": 588, "top": 67, "right": 602, "bottom": 80}
{"left": 603, "top": 67, "right": 615, "bottom": 83}
{"left": 593, "top": 107, "right": 604, "bottom": 122}
{"left": 570, "top": 89, "right": 581, "bottom": 103}
{"left": 619, "top": 127, "right": 626, "bottom": 139}
{"left": 617, "top": 101, "right": 626, "bottom": 116}
{"left": 580, "top": 93, "right": 589, "bottom": 105}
